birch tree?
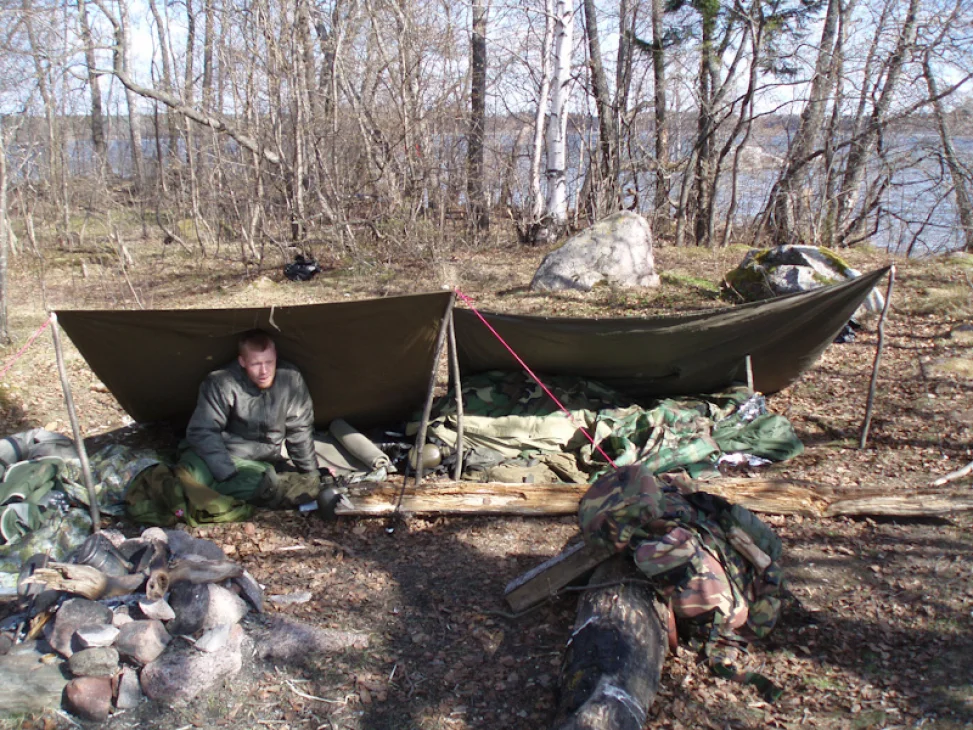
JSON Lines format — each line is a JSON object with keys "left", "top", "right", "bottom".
{"left": 544, "top": 0, "right": 574, "bottom": 233}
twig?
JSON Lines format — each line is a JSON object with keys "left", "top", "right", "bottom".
{"left": 929, "top": 460, "right": 973, "bottom": 487}
{"left": 54, "top": 710, "right": 83, "bottom": 728}
{"left": 285, "top": 679, "right": 349, "bottom": 705}
{"left": 860, "top": 265, "right": 896, "bottom": 449}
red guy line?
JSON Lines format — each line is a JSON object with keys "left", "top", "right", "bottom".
{"left": 0, "top": 317, "right": 53, "bottom": 381}
{"left": 453, "top": 289, "right": 616, "bottom": 469}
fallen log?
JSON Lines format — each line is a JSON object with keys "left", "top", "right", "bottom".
{"left": 336, "top": 481, "right": 587, "bottom": 516}
{"left": 337, "top": 478, "right": 973, "bottom": 519}
{"left": 554, "top": 554, "right": 668, "bottom": 730}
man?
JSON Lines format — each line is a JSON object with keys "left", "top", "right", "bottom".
{"left": 176, "top": 330, "right": 322, "bottom": 509}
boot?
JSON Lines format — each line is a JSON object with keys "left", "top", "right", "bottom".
{"left": 255, "top": 471, "right": 322, "bottom": 510}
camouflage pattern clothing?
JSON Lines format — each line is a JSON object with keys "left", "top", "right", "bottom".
{"left": 413, "top": 371, "right": 803, "bottom": 481}
{"left": 579, "top": 464, "right": 785, "bottom": 700}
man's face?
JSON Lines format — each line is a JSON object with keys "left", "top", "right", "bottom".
{"left": 239, "top": 342, "right": 277, "bottom": 389}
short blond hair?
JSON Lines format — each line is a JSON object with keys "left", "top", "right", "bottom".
{"left": 238, "top": 329, "right": 275, "bottom": 356}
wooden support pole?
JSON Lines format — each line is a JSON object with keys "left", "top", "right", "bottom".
{"left": 446, "top": 311, "right": 465, "bottom": 481}
{"left": 860, "top": 265, "right": 896, "bottom": 449}
{"left": 413, "top": 293, "right": 455, "bottom": 487}
{"left": 49, "top": 313, "right": 100, "bottom": 532}
{"left": 553, "top": 554, "right": 668, "bottom": 730}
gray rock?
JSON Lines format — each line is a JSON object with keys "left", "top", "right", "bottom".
{"left": 195, "top": 623, "right": 232, "bottom": 653}
{"left": 202, "top": 585, "right": 248, "bottom": 629}
{"left": 140, "top": 527, "right": 169, "bottom": 544}
{"left": 163, "top": 529, "right": 195, "bottom": 557}
{"left": 75, "top": 624, "right": 120, "bottom": 649}
{"left": 139, "top": 598, "right": 176, "bottom": 622}
{"left": 172, "top": 534, "right": 228, "bottom": 561}
{"left": 68, "top": 646, "right": 120, "bottom": 677}
{"left": 231, "top": 569, "right": 264, "bottom": 613}
{"left": 530, "top": 211, "right": 661, "bottom": 292}
{"left": 0, "top": 640, "right": 69, "bottom": 717}
{"left": 49, "top": 598, "right": 113, "bottom": 658}
{"left": 112, "top": 609, "right": 134, "bottom": 628}
{"left": 140, "top": 623, "right": 245, "bottom": 704}
{"left": 113, "top": 667, "right": 142, "bottom": 710}
{"left": 724, "top": 244, "right": 886, "bottom": 313}
{"left": 115, "top": 620, "right": 171, "bottom": 665}
{"left": 63, "top": 676, "right": 113, "bottom": 722}
{"left": 167, "top": 581, "right": 209, "bottom": 635}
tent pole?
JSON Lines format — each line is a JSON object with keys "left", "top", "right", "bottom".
{"left": 745, "top": 354, "right": 754, "bottom": 393}
{"left": 49, "top": 313, "right": 101, "bottom": 532}
{"left": 447, "top": 311, "right": 465, "bottom": 481}
{"left": 414, "top": 293, "right": 455, "bottom": 487}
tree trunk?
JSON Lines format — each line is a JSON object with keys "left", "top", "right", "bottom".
{"left": 922, "top": 53, "right": 973, "bottom": 253}
{"left": 527, "top": 0, "right": 554, "bottom": 237}
{"left": 692, "top": 0, "right": 718, "bottom": 247}
{"left": 545, "top": 0, "right": 574, "bottom": 232}
{"left": 22, "top": 0, "right": 69, "bottom": 243}
{"left": 76, "top": 0, "right": 107, "bottom": 171}
{"left": 553, "top": 555, "right": 668, "bottom": 730}
{"left": 468, "top": 0, "right": 489, "bottom": 232}
{"left": 651, "top": 0, "right": 669, "bottom": 228}
{"left": 833, "top": 0, "right": 919, "bottom": 244}
{"left": 767, "top": 0, "right": 842, "bottom": 246}
{"left": 582, "top": 0, "right": 617, "bottom": 218}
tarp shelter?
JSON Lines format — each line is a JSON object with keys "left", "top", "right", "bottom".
{"left": 56, "top": 267, "right": 889, "bottom": 429}
{"left": 454, "top": 267, "right": 890, "bottom": 400}
{"left": 56, "top": 292, "right": 455, "bottom": 428}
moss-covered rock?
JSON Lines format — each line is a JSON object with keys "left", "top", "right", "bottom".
{"left": 722, "top": 245, "right": 867, "bottom": 304}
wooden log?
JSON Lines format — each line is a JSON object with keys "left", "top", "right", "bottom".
{"left": 336, "top": 478, "right": 973, "bottom": 519}
{"left": 336, "top": 481, "right": 590, "bottom": 516}
{"left": 823, "top": 490, "right": 973, "bottom": 517}
{"left": 554, "top": 555, "right": 667, "bottom": 730}
{"left": 504, "top": 540, "right": 613, "bottom": 613}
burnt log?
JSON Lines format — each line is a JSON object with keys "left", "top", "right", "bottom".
{"left": 554, "top": 555, "right": 668, "bottom": 730}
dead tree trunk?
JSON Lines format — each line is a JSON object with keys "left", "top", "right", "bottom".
{"left": 554, "top": 554, "right": 667, "bottom": 730}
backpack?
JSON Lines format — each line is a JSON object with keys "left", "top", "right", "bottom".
{"left": 579, "top": 464, "right": 785, "bottom": 699}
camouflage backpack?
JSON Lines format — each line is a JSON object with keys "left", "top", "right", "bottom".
{"left": 579, "top": 464, "right": 785, "bottom": 699}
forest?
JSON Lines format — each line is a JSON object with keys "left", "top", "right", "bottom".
{"left": 0, "top": 0, "right": 971, "bottom": 293}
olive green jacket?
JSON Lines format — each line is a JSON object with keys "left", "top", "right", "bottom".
{"left": 186, "top": 360, "right": 317, "bottom": 481}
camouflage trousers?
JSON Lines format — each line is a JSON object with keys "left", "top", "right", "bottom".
{"left": 176, "top": 449, "right": 321, "bottom": 509}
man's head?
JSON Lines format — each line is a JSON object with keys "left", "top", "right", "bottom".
{"left": 238, "top": 330, "right": 277, "bottom": 389}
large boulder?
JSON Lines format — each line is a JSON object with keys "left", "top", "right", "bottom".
{"left": 723, "top": 244, "right": 885, "bottom": 313}
{"left": 530, "top": 211, "right": 661, "bottom": 292}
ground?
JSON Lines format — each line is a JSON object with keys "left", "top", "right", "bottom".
{"left": 1, "top": 233, "right": 972, "bottom": 730}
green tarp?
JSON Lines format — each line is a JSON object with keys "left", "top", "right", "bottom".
{"left": 56, "top": 292, "right": 454, "bottom": 428}
{"left": 453, "top": 267, "right": 890, "bottom": 400}
{"left": 55, "top": 268, "right": 888, "bottom": 429}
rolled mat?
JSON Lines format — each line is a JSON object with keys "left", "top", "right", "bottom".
{"left": 328, "top": 420, "right": 391, "bottom": 471}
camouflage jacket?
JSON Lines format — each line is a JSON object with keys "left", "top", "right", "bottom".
{"left": 579, "top": 464, "right": 784, "bottom": 644}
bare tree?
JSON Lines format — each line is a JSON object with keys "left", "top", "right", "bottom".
{"left": 468, "top": 0, "right": 490, "bottom": 231}
{"left": 581, "top": 0, "right": 619, "bottom": 218}
{"left": 920, "top": 2, "right": 973, "bottom": 252}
